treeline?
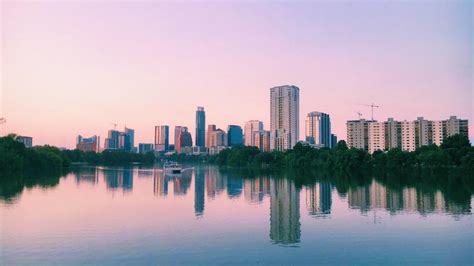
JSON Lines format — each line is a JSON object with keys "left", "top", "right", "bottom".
{"left": 209, "top": 134, "right": 474, "bottom": 175}
{"left": 0, "top": 136, "right": 70, "bottom": 174}
{"left": 0, "top": 135, "right": 155, "bottom": 175}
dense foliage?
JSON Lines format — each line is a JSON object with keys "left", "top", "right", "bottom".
{"left": 0, "top": 135, "right": 155, "bottom": 175}
{"left": 209, "top": 135, "right": 474, "bottom": 175}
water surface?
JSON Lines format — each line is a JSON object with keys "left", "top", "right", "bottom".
{"left": 1, "top": 165, "right": 472, "bottom": 265}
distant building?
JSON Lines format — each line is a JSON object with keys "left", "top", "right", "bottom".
{"left": 330, "top": 134, "right": 337, "bottom": 149}
{"left": 124, "top": 127, "right": 135, "bottom": 152}
{"left": 244, "top": 120, "right": 263, "bottom": 147}
{"left": 254, "top": 130, "right": 271, "bottom": 152}
{"left": 104, "top": 130, "right": 120, "bottom": 150}
{"left": 138, "top": 143, "right": 154, "bottom": 154}
{"left": 174, "top": 126, "right": 184, "bottom": 147}
{"left": 104, "top": 127, "right": 135, "bottom": 152}
{"left": 155, "top": 125, "right": 169, "bottom": 152}
{"left": 305, "top": 112, "right": 331, "bottom": 148}
{"left": 176, "top": 127, "right": 193, "bottom": 153}
{"left": 346, "top": 119, "right": 374, "bottom": 151}
{"left": 206, "top": 124, "right": 217, "bottom": 148}
{"left": 195, "top": 107, "right": 206, "bottom": 147}
{"left": 76, "top": 135, "right": 100, "bottom": 152}
{"left": 16, "top": 135, "right": 33, "bottom": 148}
{"left": 270, "top": 85, "right": 299, "bottom": 151}
{"left": 354, "top": 116, "right": 469, "bottom": 154}
{"left": 227, "top": 125, "right": 243, "bottom": 147}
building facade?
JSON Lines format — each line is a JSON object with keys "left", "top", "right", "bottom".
{"left": 206, "top": 124, "right": 217, "bottom": 148}
{"left": 305, "top": 112, "right": 331, "bottom": 148}
{"left": 195, "top": 107, "right": 206, "bottom": 147}
{"left": 76, "top": 135, "right": 100, "bottom": 152}
{"left": 176, "top": 127, "right": 193, "bottom": 153}
{"left": 270, "top": 85, "right": 299, "bottom": 151}
{"left": 227, "top": 125, "right": 243, "bottom": 147}
{"left": 254, "top": 130, "right": 271, "bottom": 152}
{"left": 16, "top": 135, "right": 33, "bottom": 148}
{"left": 346, "top": 119, "right": 373, "bottom": 151}
{"left": 155, "top": 125, "right": 170, "bottom": 152}
{"left": 244, "top": 120, "right": 263, "bottom": 147}
{"left": 138, "top": 143, "right": 154, "bottom": 154}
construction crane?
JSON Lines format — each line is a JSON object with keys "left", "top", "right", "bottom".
{"left": 355, "top": 111, "right": 363, "bottom": 120}
{"left": 361, "top": 103, "right": 380, "bottom": 121}
{"left": 110, "top": 122, "right": 118, "bottom": 130}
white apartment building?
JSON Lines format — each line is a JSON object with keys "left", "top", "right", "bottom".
{"left": 346, "top": 119, "right": 372, "bottom": 150}
{"left": 368, "top": 122, "right": 386, "bottom": 154}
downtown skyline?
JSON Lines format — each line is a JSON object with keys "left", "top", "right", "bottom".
{"left": 1, "top": 1, "right": 472, "bottom": 148}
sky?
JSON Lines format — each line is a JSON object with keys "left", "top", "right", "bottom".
{"left": 1, "top": 1, "right": 472, "bottom": 148}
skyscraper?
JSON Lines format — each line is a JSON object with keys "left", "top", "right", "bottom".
{"left": 176, "top": 127, "right": 193, "bottom": 153}
{"left": 155, "top": 125, "right": 169, "bottom": 152}
{"left": 305, "top": 112, "right": 331, "bottom": 148}
{"left": 270, "top": 85, "right": 300, "bottom": 151}
{"left": 195, "top": 107, "right": 206, "bottom": 147}
{"left": 227, "top": 125, "right": 243, "bottom": 147}
{"left": 174, "top": 126, "right": 184, "bottom": 147}
{"left": 244, "top": 120, "right": 263, "bottom": 147}
{"left": 124, "top": 127, "right": 135, "bottom": 152}
{"left": 105, "top": 129, "right": 120, "bottom": 150}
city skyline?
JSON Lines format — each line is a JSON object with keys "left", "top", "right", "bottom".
{"left": 1, "top": 1, "right": 472, "bottom": 148}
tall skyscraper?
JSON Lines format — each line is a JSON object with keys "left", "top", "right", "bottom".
{"left": 305, "top": 112, "right": 331, "bottom": 148}
{"left": 105, "top": 129, "right": 120, "bottom": 150}
{"left": 195, "top": 107, "right": 206, "bottom": 147}
{"left": 155, "top": 125, "right": 169, "bottom": 152}
{"left": 270, "top": 85, "right": 300, "bottom": 151}
{"left": 227, "top": 125, "right": 243, "bottom": 147}
{"left": 244, "top": 120, "right": 263, "bottom": 146}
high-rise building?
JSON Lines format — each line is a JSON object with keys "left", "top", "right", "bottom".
{"left": 124, "top": 127, "right": 135, "bottom": 152}
{"left": 400, "top": 121, "right": 417, "bottom": 152}
{"left": 206, "top": 124, "right": 217, "bottom": 148}
{"left": 174, "top": 126, "right": 183, "bottom": 147}
{"left": 176, "top": 127, "right": 193, "bottom": 153}
{"left": 76, "top": 135, "right": 100, "bottom": 152}
{"left": 368, "top": 122, "right": 386, "bottom": 154}
{"left": 244, "top": 120, "right": 263, "bottom": 147}
{"left": 346, "top": 119, "right": 373, "bottom": 151}
{"left": 155, "top": 125, "right": 169, "bottom": 152}
{"left": 209, "top": 128, "right": 227, "bottom": 147}
{"left": 305, "top": 112, "right": 331, "bottom": 148}
{"left": 270, "top": 85, "right": 300, "bottom": 151}
{"left": 105, "top": 130, "right": 120, "bottom": 150}
{"left": 227, "top": 125, "right": 243, "bottom": 147}
{"left": 195, "top": 107, "right": 206, "bottom": 147}
{"left": 138, "top": 143, "right": 154, "bottom": 154}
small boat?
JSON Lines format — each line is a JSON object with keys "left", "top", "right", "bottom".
{"left": 163, "top": 162, "right": 182, "bottom": 174}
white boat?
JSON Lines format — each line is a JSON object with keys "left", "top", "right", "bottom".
{"left": 163, "top": 162, "right": 182, "bottom": 174}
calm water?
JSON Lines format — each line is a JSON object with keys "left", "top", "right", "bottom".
{"left": 1, "top": 165, "right": 472, "bottom": 265}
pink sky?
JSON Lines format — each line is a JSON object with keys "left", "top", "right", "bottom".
{"left": 1, "top": 1, "right": 472, "bottom": 148}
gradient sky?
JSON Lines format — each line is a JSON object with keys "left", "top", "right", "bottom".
{"left": 1, "top": 1, "right": 472, "bottom": 148}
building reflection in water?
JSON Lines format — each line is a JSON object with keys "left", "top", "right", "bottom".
{"left": 305, "top": 182, "right": 332, "bottom": 218}
{"left": 103, "top": 168, "right": 133, "bottom": 192}
{"left": 153, "top": 170, "right": 168, "bottom": 196}
{"left": 206, "top": 167, "right": 226, "bottom": 199}
{"left": 74, "top": 167, "right": 99, "bottom": 185}
{"left": 269, "top": 178, "right": 301, "bottom": 245}
{"left": 194, "top": 167, "right": 205, "bottom": 216}
{"left": 173, "top": 171, "right": 192, "bottom": 196}
{"left": 226, "top": 174, "right": 243, "bottom": 199}
{"left": 347, "top": 179, "right": 468, "bottom": 216}
{"left": 243, "top": 177, "right": 270, "bottom": 203}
